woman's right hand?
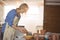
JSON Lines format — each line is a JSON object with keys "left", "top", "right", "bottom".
{"left": 18, "top": 27, "right": 28, "bottom": 34}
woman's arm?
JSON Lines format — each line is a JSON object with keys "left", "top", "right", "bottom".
{"left": 12, "top": 25, "right": 28, "bottom": 34}
{"left": 12, "top": 16, "right": 28, "bottom": 33}
{"left": 12, "top": 25, "right": 19, "bottom": 30}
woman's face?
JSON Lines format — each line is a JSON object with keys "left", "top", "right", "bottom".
{"left": 23, "top": 7, "right": 28, "bottom": 13}
{"left": 17, "top": 7, "right": 28, "bottom": 15}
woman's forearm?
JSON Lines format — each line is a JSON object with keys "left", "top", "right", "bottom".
{"left": 12, "top": 25, "right": 28, "bottom": 33}
{"left": 12, "top": 25, "right": 19, "bottom": 30}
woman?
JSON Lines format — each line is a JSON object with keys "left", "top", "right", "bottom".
{"left": 1, "top": 3, "right": 29, "bottom": 40}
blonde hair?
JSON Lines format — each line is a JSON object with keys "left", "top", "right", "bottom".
{"left": 19, "top": 3, "right": 28, "bottom": 10}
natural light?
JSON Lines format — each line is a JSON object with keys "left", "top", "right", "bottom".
{"left": 4, "top": 2, "right": 44, "bottom": 33}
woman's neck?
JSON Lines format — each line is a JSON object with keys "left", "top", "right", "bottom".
{"left": 16, "top": 9, "right": 21, "bottom": 17}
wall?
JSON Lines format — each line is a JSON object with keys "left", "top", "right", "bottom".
{"left": 0, "top": 5, "right": 4, "bottom": 26}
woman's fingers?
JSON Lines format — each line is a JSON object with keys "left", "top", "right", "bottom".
{"left": 18, "top": 27, "right": 27, "bottom": 33}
